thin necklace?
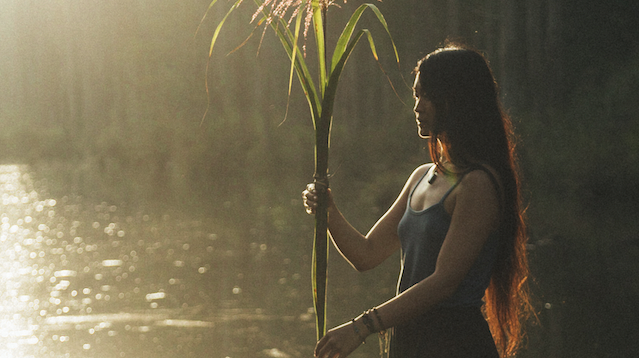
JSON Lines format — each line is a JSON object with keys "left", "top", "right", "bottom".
{"left": 427, "top": 166, "right": 438, "bottom": 184}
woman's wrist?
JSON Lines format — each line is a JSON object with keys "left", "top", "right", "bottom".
{"left": 372, "top": 307, "right": 386, "bottom": 331}
{"left": 355, "top": 308, "right": 386, "bottom": 334}
{"left": 351, "top": 318, "right": 369, "bottom": 344}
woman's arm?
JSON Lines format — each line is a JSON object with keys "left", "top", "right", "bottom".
{"left": 303, "top": 164, "right": 430, "bottom": 272}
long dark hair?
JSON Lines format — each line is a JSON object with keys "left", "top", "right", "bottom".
{"left": 417, "top": 44, "right": 532, "bottom": 357}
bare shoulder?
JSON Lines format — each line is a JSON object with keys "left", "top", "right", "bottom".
{"left": 462, "top": 168, "right": 498, "bottom": 188}
{"left": 414, "top": 163, "right": 434, "bottom": 176}
{"left": 448, "top": 167, "right": 502, "bottom": 231}
{"left": 454, "top": 166, "right": 502, "bottom": 217}
{"left": 391, "top": 163, "right": 434, "bottom": 208}
{"left": 459, "top": 165, "right": 502, "bottom": 196}
{"left": 407, "top": 163, "right": 434, "bottom": 186}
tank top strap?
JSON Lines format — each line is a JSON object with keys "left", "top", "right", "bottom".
{"left": 438, "top": 164, "right": 501, "bottom": 204}
{"left": 437, "top": 174, "right": 464, "bottom": 204}
{"left": 465, "top": 164, "right": 501, "bottom": 193}
{"left": 408, "top": 163, "right": 436, "bottom": 204}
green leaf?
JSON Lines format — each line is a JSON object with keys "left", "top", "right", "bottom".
{"left": 312, "top": 0, "right": 327, "bottom": 97}
{"left": 208, "top": 0, "right": 244, "bottom": 57}
{"left": 363, "top": 29, "right": 379, "bottom": 61}
{"left": 270, "top": 18, "right": 321, "bottom": 125}
{"left": 366, "top": 4, "right": 399, "bottom": 65}
{"left": 330, "top": 4, "right": 366, "bottom": 72}
{"left": 288, "top": 10, "right": 303, "bottom": 99}
{"left": 251, "top": 1, "right": 321, "bottom": 125}
{"left": 196, "top": 0, "right": 222, "bottom": 38}
{"left": 323, "top": 30, "right": 366, "bottom": 129}
{"left": 331, "top": 3, "right": 399, "bottom": 72}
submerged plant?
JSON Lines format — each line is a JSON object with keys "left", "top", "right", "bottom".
{"left": 203, "top": 0, "right": 398, "bottom": 340}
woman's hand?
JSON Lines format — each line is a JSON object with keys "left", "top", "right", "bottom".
{"left": 314, "top": 320, "right": 367, "bottom": 358}
{"left": 302, "top": 183, "right": 333, "bottom": 215}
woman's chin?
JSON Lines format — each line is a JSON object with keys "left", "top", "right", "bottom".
{"left": 418, "top": 129, "right": 431, "bottom": 139}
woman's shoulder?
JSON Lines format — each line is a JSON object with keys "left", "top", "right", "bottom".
{"left": 408, "top": 163, "right": 435, "bottom": 182}
{"left": 456, "top": 164, "right": 503, "bottom": 205}
{"left": 462, "top": 164, "right": 501, "bottom": 192}
{"left": 412, "top": 163, "right": 436, "bottom": 176}
{"left": 398, "top": 163, "right": 435, "bottom": 194}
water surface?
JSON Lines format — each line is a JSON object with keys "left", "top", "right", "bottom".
{"left": 0, "top": 164, "right": 325, "bottom": 358}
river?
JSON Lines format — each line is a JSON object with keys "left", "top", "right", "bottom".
{"left": 0, "top": 164, "right": 397, "bottom": 358}
{"left": 0, "top": 164, "right": 319, "bottom": 358}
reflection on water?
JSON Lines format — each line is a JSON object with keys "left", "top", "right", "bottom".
{"left": 0, "top": 164, "right": 315, "bottom": 358}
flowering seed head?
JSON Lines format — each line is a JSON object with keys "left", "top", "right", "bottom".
{"left": 252, "top": 1, "right": 347, "bottom": 33}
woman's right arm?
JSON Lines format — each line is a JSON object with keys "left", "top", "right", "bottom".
{"left": 303, "top": 165, "right": 430, "bottom": 271}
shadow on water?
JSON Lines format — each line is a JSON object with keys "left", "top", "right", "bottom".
{"left": 0, "top": 164, "right": 320, "bottom": 358}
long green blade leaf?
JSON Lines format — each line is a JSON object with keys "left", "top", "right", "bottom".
{"left": 312, "top": 0, "right": 327, "bottom": 96}
{"left": 363, "top": 29, "right": 379, "bottom": 61}
{"left": 366, "top": 4, "right": 400, "bottom": 65}
{"left": 251, "top": 0, "right": 321, "bottom": 124}
{"left": 330, "top": 4, "right": 367, "bottom": 72}
{"left": 270, "top": 18, "right": 321, "bottom": 124}
{"left": 323, "top": 30, "right": 365, "bottom": 127}
{"left": 276, "top": 19, "right": 322, "bottom": 124}
{"left": 331, "top": 3, "right": 399, "bottom": 72}
{"left": 196, "top": 0, "right": 222, "bottom": 38}
{"left": 288, "top": 10, "right": 303, "bottom": 98}
{"left": 208, "top": 0, "right": 244, "bottom": 57}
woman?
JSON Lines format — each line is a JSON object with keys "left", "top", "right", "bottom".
{"left": 302, "top": 44, "right": 531, "bottom": 358}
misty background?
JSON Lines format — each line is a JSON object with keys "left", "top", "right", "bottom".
{"left": 0, "top": 0, "right": 638, "bottom": 357}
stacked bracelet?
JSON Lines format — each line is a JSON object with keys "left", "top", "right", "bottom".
{"left": 351, "top": 319, "right": 367, "bottom": 344}
{"left": 361, "top": 310, "right": 377, "bottom": 333}
{"left": 372, "top": 307, "right": 385, "bottom": 331}
{"left": 352, "top": 307, "right": 386, "bottom": 348}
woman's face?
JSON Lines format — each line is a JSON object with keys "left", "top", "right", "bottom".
{"left": 413, "top": 74, "right": 435, "bottom": 138}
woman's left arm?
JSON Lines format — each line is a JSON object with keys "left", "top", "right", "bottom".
{"left": 314, "top": 170, "right": 500, "bottom": 358}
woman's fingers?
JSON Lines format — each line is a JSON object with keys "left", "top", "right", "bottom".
{"left": 302, "top": 190, "right": 318, "bottom": 202}
{"left": 314, "top": 335, "right": 332, "bottom": 358}
{"left": 314, "top": 324, "right": 360, "bottom": 358}
{"left": 302, "top": 184, "right": 318, "bottom": 214}
{"left": 303, "top": 183, "right": 334, "bottom": 215}
{"left": 315, "top": 340, "right": 346, "bottom": 358}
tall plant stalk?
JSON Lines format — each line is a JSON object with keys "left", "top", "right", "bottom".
{"left": 203, "top": 0, "right": 398, "bottom": 340}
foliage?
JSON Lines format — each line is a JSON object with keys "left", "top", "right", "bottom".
{"left": 204, "top": 0, "right": 398, "bottom": 339}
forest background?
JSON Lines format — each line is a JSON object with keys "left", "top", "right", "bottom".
{"left": 0, "top": 0, "right": 638, "bottom": 356}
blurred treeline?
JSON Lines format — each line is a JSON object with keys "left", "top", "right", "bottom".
{"left": 0, "top": 0, "right": 638, "bottom": 356}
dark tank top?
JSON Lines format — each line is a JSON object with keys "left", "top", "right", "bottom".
{"left": 389, "top": 165, "right": 502, "bottom": 358}
{"left": 396, "top": 164, "right": 499, "bottom": 307}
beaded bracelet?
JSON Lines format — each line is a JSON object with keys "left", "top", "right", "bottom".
{"left": 351, "top": 319, "right": 367, "bottom": 344}
{"left": 372, "top": 307, "right": 385, "bottom": 331}
{"left": 361, "top": 310, "right": 377, "bottom": 333}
